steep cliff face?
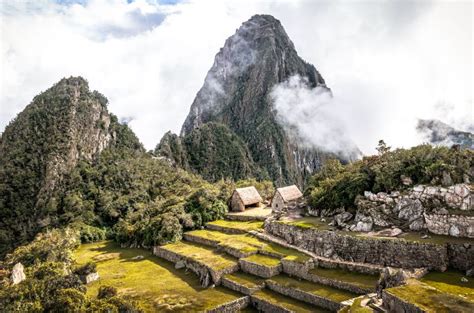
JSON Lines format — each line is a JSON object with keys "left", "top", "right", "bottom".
{"left": 0, "top": 77, "right": 141, "bottom": 255}
{"left": 162, "top": 14, "right": 352, "bottom": 186}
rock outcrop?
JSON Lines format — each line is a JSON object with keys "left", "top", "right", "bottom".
{"left": 10, "top": 263, "right": 26, "bottom": 285}
{"left": 353, "top": 184, "right": 473, "bottom": 237}
{"left": 417, "top": 119, "right": 473, "bottom": 149}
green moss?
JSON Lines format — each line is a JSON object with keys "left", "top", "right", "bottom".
{"left": 159, "top": 241, "right": 237, "bottom": 271}
{"left": 421, "top": 270, "right": 474, "bottom": 301}
{"left": 206, "top": 220, "right": 264, "bottom": 232}
{"left": 386, "top": 279, "right": 474, "bottom": 312}
{"left": 242, "top": 254, "right": 281, "bottom": 267}
{"left": 74, "top": 241, "right": 242, "bottom": 312}
{"left": 252, "top": 289, "right": 329, "bottom": 313}
{"left": 309, "top": 267, "right": 378, "bottom": 290}
{"left": 223, "top": 272, "right": 265, "bottom": 289}
{"left": 268, "top": 274, "right": 358, "bottom": 302}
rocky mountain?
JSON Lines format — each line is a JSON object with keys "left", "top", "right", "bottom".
{"left": 417, "top": 119, "right": 473, "bottom": 149}
{"left": 0, "top": 77, "right": 142, "bottom": 255}
{"left": 157, "top": 14, "right": 357, "bottom": 186}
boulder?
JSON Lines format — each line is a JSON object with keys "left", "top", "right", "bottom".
{"left": 11, "top": 263, "right": 26, "bottom": 285}
{"left": 368, "top": 228, "right": 403, "bottom": 238}
{"left": 401, "top": 175, "right": 413, "bottom": 186}
{"left": 83, "top": 272, "right": 100, "bottom": 284}
{"left": 175, "top": 260, "right": 185, "bottom": 269}
{"left": 334, "top": 212, "right": 353, "bottom": 226}
{"left": 397, "top": 199, "right": 423, "bottom": 222}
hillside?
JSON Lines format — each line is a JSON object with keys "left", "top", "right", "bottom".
{"left": 157, "top": 14, "right": 359, "bottom": 186}
{"left": 417, "top": 119, "right": 473, "bottom": 149}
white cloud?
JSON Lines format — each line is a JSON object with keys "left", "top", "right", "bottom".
{"left": 0, "top": 0, "right": 472, "bottom": 154}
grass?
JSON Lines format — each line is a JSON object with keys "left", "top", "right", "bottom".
{"left": 386, "top": 279, "right": 474, "bottom": 312}
{"left": 74, "top": 241, "right": 242, "bottom": 312}
{"left": 159, "top": 241, "right": 237, "bottom": 271}
{"left": 252, "top": 289, "right": 329, "bottom": 313}
{"left": 206, "top": 220, "right": 264, "bottom": 232}
{"left": 185, "top": 229, "right": 310, "bottom": 263}
{"left": 268, "top": 274, "right": 358, "bottom": 302}
{"left": 309, "top": 266, "right": 379, "bottom": 290}
{"left": 223, "top": 272, "right": 265, "bottom": 289}
{"left": 421, "top": 270, "right": 474, "bottom": 301}
{"left": 242, "top": 254, "right": 281, "bottom": 267}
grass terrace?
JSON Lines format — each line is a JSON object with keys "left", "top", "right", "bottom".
{"left": 185, "top": 229, "right": 311, "bottom": 263}
{"left": 309, "top": 266, "right": 379, "bottom": 291}
{"left": 158, "top": 241, "right": 238, "bottom": 271}
{"left": 206, "top": 220, "right": 264, "bottom": 232}
{"left": 420, "top": 270, "right": 474, "bottom": 301}
{"left": 385, "top": 279, "right": 474, "bottom": 312}
{"left": 74, "top": 241, "right": 242, "bottom": 312}
{"left": 223, "top": 272, "right": 266, "bottom": 289}
{"left": 268, "top": 274, "right": 359, "bottom": 302}
{"left": 252, "top": 289, "right": 330, "bottom": 313}
{"left": 242, "top": 254, "right": 281, "bottom": 267}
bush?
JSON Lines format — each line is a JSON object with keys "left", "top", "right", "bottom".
{"left": 74, "top": 262, "right": 97, "bottom": 276}
{"left": 98, "top": 285, "right": 117, "bottom": 299}
{"left": 306, "top": 145, "right": 473, "bottom": 212}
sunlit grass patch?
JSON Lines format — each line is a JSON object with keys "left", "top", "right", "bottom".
{"left": 74, "top": 241, "right": 241, "bottom": 312}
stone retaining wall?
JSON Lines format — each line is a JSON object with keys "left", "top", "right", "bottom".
{"left": 250, "top": 295, "right": 292, "bottom": 313}
{"left": 206, "top": 224, "right": 247, "bottom": 234}
{"left": 221, "top": 276, "right": 264, "bottom": 295}
{"left": 206, "top": 296, "right": 250, "bottom": 313}
{"left": 153, "top": 246, "right": 239, "bottom": 287}
{"left": 382, "top": 290, "right": 423, "bottom": 313}
{"left": 280, "top": 259, "right": 373, "bottom": 294}
{"left": 266, "top": 221, "right": 450, "bottom": 271}
{"left": 265, "top": 279, "right": 344, "bottom": 312}
{"left": 225, "top": 214, "right": 267, "bottom": 221}
{"left": 424, "top": 213, "right": 474, "bottom": 238}
{"left": 239, "top": 258, "right": 282, "bottom": 278}
{"left": 183, "top": 233, "right": 219, "bottom": 247}
{"left": 448, "top": 242, "right": 474, "bottom": 271}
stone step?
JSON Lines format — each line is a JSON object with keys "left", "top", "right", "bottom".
{"left": 239, "top": 254, "right": 282, "bottom": 278}
{"left": 206, "top": 220, "right": 264, "bottom": 234}
{"left": 265, "top": 274, "right": 359, "bottom": 312}
{"left": 383, "top": 279, "right": 474, "bottom": 312}
{"left": 153, "top": 241, "right": 238, "bottom": 286}
{"left": 221, "top": 272, "right": 266, "bottom": 295}
{"left": 251, "top": 289, "right": 330, "bottom": 313}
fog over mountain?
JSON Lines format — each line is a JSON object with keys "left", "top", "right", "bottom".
{"left": 1, "top": 0, "right": 472, "bottom": 154}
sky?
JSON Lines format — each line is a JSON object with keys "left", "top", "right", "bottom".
{"left": 0, "top": 0, "right": 472, "bottom": 154}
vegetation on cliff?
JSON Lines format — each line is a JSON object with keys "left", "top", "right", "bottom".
{"left": 306, "top": 144, "right": 473, "bottom": 211}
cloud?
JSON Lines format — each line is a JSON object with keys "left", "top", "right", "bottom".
{"left": 271, "top": 75, "right": 361, "bottom": 159}
{"left": 1, "top": 0, "right": 472, "bottom": 154}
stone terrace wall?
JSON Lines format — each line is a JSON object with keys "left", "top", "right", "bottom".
{"left": 266, "top": 221, "right": 454, "bottom": 271}
{"left": 206, "top": 296, "right": 250, "bottom": 313}
{"left": 382, "top": 290, "right": 423, "bottom": 313}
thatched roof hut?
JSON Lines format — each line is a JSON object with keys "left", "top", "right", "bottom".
{"left": 230, "top": 186, "right": 263, "bottom": 212}
{"left": 271, "top": 185, "right": 303, "bottom": 211}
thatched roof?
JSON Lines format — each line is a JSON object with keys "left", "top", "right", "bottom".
{"left": 276, "top": 185, "right": 303, "bottom": 202}
{"left": 234, "top": 186, "right": 263, "bottom": 205}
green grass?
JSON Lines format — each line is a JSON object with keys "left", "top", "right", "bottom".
{"left": 242, "top": 254, "right": 281, "bottom": 267}
{"left": 309, "top": 267, "right": 379, "bottom": 290}
{"left": 185, "top": 229, "right": 310, "bottom": 263}
{"left": 252, "top": 289, "right": 329, "bottom": 313}
{"left": 223, "top": 272, "right": 265, "bottom": 289}
{"left": 268, "top": 274, "right": 358, "bottom": 302}
{"left": 159, "top": 241, "right": 237, "bottom": 271}
{"left": 421, "top": 270, "right": 474, "bottom": 301}
{"left": 206, "top": 220, "right": 264, "bottom": 232}
{"left": 74, "top": 241, "right": 242, "bottom": 312}
{"left": 386, "top": 279, "right": 474, "bottom": 312}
